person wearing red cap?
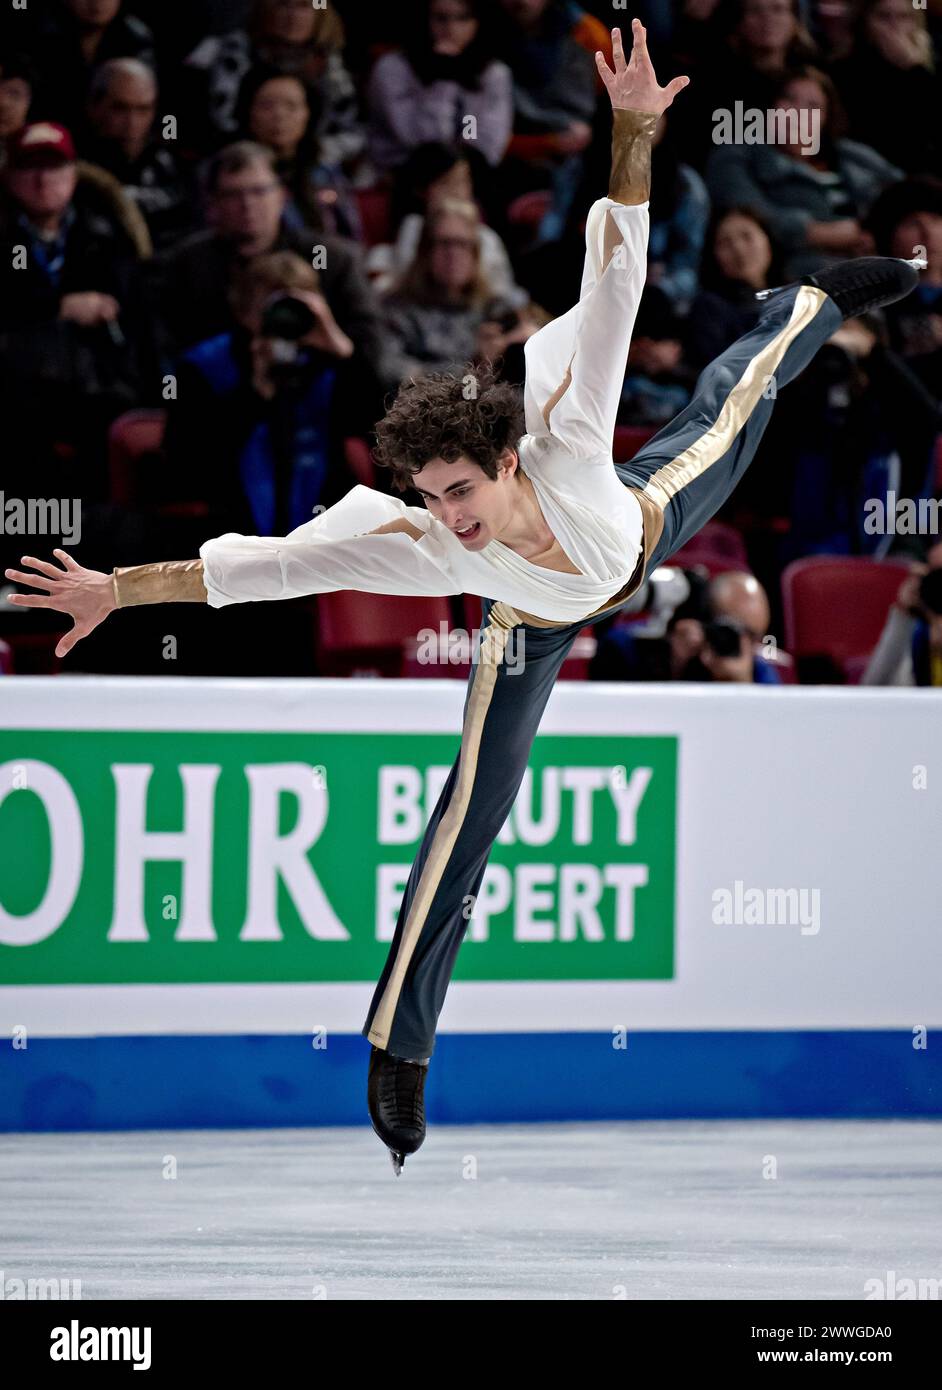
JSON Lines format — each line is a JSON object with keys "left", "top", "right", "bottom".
{"left": 2, "top": 121, "right": 119, "bottom": 332}
{"left": 0, "top": 117, "right": 152, "bottom": 506}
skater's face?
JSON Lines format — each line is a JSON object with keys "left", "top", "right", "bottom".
{"left": 412, "top": 450, "right": 518, "bottom": 549}
{"left": 713, "top": 212, "right": 772, "bottom": 289}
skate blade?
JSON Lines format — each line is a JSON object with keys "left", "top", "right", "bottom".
{"left": 389, "top": 1149, "right": 405, "bottom": 1177}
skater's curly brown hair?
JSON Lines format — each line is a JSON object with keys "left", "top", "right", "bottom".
{"left": 373, "top": 362, "right": 526, "bottom": 493}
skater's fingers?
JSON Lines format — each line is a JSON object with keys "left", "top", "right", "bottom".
{"left": 611, "top": 24, "right": 626, "bottom": 71}
{"left": 52, "top": 547, "right": 82, "bottom": 572}
{"left": 663, "top": 75, "right": 691, "bottom": 103}
{"left": 55, "top": 619, "right": 92, "bottom": 659}
{"left": 6, "top": 591, "right": 53, "bottom": 608}
{"left": 595, "top": 49, "right": 614, "bottom": 86}
{"left": 15, "top": 554, "right": 64, "bottom": 579}
{"left": 4, "top": 567, "right": 55, "bottom": 592}
{"left": 631, "top": 17, "right": 648, "bottom": 62}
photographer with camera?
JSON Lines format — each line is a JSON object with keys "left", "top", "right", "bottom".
{"left": 862, "top": 542, "right": 942, "bottom": 687}
{"left": 162, "top": 249, "right": 357, "bottom": 542}
{"left": 592, "top": 568, "right": 781, "bottom": 684}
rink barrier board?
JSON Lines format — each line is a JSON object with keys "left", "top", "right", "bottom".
{"left": 1, "top": 1031, "right": 939, "bottom": 1131}
{"left": 1, "top": 678, "right": 940, "bottom": 1128}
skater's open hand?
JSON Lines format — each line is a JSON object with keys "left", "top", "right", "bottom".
{"left": 4, "top": 549, "right": 116, "bottom": 658}
{"left": 596, "top": 19, "right": 689, "bottom": 117}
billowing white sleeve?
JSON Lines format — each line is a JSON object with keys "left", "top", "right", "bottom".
{"left": 198, "top": 485, "right": 460, "bottom": 607}
{"left": 522, "top": 197, "right": 648, "bottom": 459}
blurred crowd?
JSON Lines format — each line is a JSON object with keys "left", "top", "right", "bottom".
{"left": 0, "top": 0, "right": 940, "bottom": 683}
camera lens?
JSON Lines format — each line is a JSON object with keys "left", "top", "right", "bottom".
{"left": 261, "top": 293, "right": 316, "bottom": 342}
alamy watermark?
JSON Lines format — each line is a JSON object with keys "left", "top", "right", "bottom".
{"left": 0, "top": 1270, "right": 82, "bottom": 1299}
{"left": 713, "top": 102, "right": 820, "bottom": 157}
{"left": 415, "top": 622, "right": 526, "bottom": 674}
{"left": 712, "top": 879, "right": 821, "bottom": 935}
{"left": 0, "top": 495, "right": 81, "bottom": 546}
{"left": 863, "top": 492, "right": 941, "bottom": 537}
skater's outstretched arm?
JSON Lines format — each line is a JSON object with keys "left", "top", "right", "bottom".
{"left": 525, "top": 20, "right": 688, "bottom": 458}
{"left": 5, "top": 509, "right": 455, "bottom": 657}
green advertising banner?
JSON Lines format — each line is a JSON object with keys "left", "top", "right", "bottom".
{"left": 0, "top": 730, "right": 676, "bottom": 985}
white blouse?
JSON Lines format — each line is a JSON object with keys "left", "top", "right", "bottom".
{"left": 200, "top": 197, "right": 649, "bottom": 625}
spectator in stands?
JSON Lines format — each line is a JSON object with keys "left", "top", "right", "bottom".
{"left": 491, "top": 0, "right": 600, "bottom": 236}
{"left": 673, "top": 0, "right": 820, "bottom": 169}
{"left": 235, "top": 65, "right": 362, "bottom": 242}
{"left": 705, "top": 66, "right": 900, "bottom": 278}
{"left": 867, "top": 176, "right": 942, "bottom": 400}
{"left": 0, "top": 120, "right": 152, "bottom": 499}
{"left": 366, "top": 0, "right": 512, "bottom": 178}
{"left": 618, "top": 285, "right": 695, "bottom": 426}
{"left": 0, "top": 54, "right": 35, "bottom": 158}
{"left": 149, "top": 142, "right": 400, "bottom": 415}
{"left": 831, "top": 0, "right": 941, "bottom": 177}
{"left": 684, "top": 206, "right": 783, "bottom": 368}
{"left": 31, "top": 0, "right": 156, "bottom": 136}
{"left": 591, "top": 570, "right": 782, "bottom": 683}
{"left": 862, "top": 543, "right": 942, "bottom": 686}
{"left": 366, "top": 141, "right": 529, "bottom": 308}
{"left": 83, "top": 58, "right": 196, "bottom": 251}
{"left": 163, "top": 249, "right": 358, "bottom": 538}
{"left": 695, "top": 570, "right": 781, "bottom": 682}
{"left": 381, "top": 196, "right": 508, "bottom": 379}
{"left": 644, "top": 110, "right": 710, "bottom": 314}
{"left": 182, "top": 0, "right": 362, "bottom": 168}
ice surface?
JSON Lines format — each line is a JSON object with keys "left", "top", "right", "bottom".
{"left": 1, "top": 1121, "right": 939, "bottom": 1300}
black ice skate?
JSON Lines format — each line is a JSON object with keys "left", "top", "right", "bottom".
{"left": 756, "top": 255, "right": 924, "bottom": 319}
{"left": 801, "top": 255, "right": 924, "bottom": 319}
{"left": 368, "top": 1044, "right": 429, "bottom": 1175}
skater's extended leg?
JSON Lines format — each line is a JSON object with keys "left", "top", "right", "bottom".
{"left": 362, "top": 601, "right": 583, "bottom": 1062}
{"left": 612, "top": 256, "right": 923, "bottom": 572}
{"left": 614, "top": 281, "right": 841, "bottom": 568}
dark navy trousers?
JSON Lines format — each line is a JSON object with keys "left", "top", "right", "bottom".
{"left": 363, "top": 283, "right": 842, "bottom": 1060}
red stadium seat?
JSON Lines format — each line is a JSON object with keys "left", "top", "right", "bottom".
{"left": 108, "top": 409, "right": 167, "bottom": 506}
{"left": 0, "top": 638, "right": 12, "bottom": 674}
{"left": 781, "top": 555, "right": 911, "bottom": 682}
{"left": 108, "top": 409, "right": 208, "bottom": 519}
{"left": 315, "top": 590, "right": 453, "bottom": 677}
{"left": 671, "top": 521, "right": 752, "bottom": 576}
{"left": 613, "top": 425, "right": 656, "bottom": 461}
{"left": 506, "top": 190, "right": 552, "bottom": 228}
{"left": 353, "top": 186, "right": 392, "bottom": 247}
{"left": 462, "top": 592, "right": 594, "bottom": 678}
{"left": 343, "top": 437, "right": 377, "bottom": 487}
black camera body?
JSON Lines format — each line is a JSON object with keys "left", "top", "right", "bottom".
{"left": 919, "top": 568, "right": 942, "bottom": 617}
{"left": 260, "top": 293, "right": 317, "bottom": 343}
{"left": 703, "top": 616, "right": 748, "bottom": 659}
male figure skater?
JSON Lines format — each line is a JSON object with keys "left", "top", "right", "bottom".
{"left": 7, "top": 21, "right": 923, "bottom": 1173}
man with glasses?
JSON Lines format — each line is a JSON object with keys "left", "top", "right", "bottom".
{"left": 149, "top": 140, "right": 399, "bottom": 403}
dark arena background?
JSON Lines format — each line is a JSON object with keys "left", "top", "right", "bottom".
{"left": 0, "top": 0, "right": 940, "bottom": 1345}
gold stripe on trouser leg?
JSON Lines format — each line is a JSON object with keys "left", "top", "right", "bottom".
{"left": 367, "top": 602, "right": 522, "bottom": 1050}
{"left": 641, "top": 285, "right": 829, "bottom": 511}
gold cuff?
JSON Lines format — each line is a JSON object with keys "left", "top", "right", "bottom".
{"left": 609, "top": 108, "right": 658, "bottom": 206}
{"left": 112, "top": 559, "right": 208, "bottom": 607}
